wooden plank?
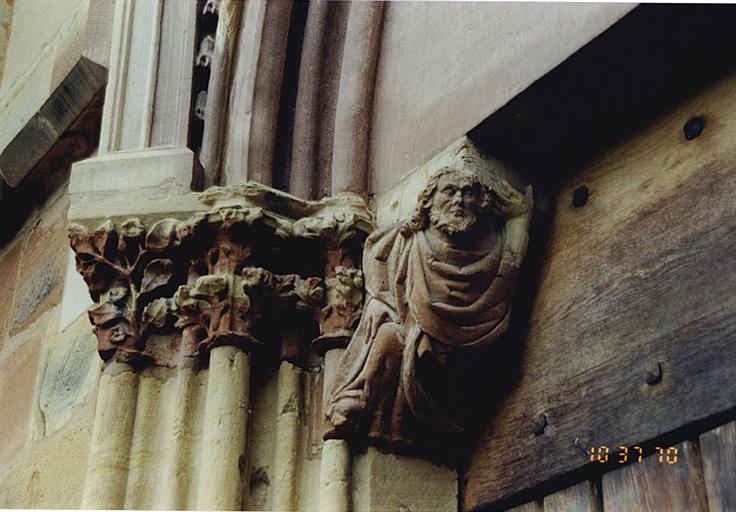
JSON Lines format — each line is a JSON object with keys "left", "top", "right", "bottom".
{"left": 464, "top": 71, "right": 736, "bottom": 509}
{"left": 699, "top": 420, "right": 736, "bottom": 511}
{"left": 507, "top": 501, "right": 543, "bottom": 512}
{"left": 602, "top": 441, "right": 708, "bottom": 512}
{"left": 543, "top": 481, "right": 600, "bottom": 512}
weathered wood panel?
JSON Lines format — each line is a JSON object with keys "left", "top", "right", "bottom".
{"left": 508, "top": 501, "right": 543, "bottom": 512}
{"left": 699, "top": 420, "right": 736, "bottom": 511}
{"left": 543, "top": 481, "right": 600, "bottom": 512}
{"left": 464, "top": 72, "right": 736, "bottom": 509}
{"left": 601, "top": 441, "right": 708, "bottom": 512}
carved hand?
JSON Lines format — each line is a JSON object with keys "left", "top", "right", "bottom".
{"left": 504, "top": 185, "right": 533, "bottom": 260}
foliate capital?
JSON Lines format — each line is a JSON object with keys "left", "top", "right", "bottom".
{"left": 69, "top": 182, "right": 373, "bottom": 368}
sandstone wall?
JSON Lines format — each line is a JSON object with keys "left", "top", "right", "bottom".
{"left": 0, "top": 0, "right": 89, "bottom": 155}
{"left": 0, "top": 177, "right": 100, "bottom": 507}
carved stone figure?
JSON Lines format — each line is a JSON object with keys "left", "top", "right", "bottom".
{"left": 325, "top": 167, "right": 532, "bottom": 450}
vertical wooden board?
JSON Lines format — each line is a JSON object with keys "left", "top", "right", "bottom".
{"left": 543, "top": 481, "right": 600, "bottom": 512}
{"left": 464, "top": 71, "right": 736, "bottom": 509}
{"left": 508, "top": 501, "right": 543, "bottom": 512}
{"left": 699, "top": 421, "right": 736, "bottom": 511}
{"left": 602, "top": 441, "right": 708, "bottom": 512}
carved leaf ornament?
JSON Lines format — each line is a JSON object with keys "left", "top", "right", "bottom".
{"left": 70, "top": 184, "right": 373, "bottom": 369}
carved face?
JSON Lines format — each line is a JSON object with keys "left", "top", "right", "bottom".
{"left": 429, "top": 175, "right": 482, "bottom": 236}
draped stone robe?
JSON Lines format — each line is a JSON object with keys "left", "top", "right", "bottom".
{"left": 326, "top": 219, "right": 521, "bottom": 446}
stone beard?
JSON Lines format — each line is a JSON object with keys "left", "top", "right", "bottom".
{"left": 325, "top": 168, "right": 530, "bottom": 452}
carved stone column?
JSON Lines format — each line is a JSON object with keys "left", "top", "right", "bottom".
{"left": 302, "top": 199, "right": 367, "bottom": 512}
{"left": 80, "top": 362, "right": 139, "bottom": 509}
{"left": 69, "top": 134, "right": 528, "bottom": 511}
{"left": 271, "top": 361, "right": 302, "bottom": 511}
{"left": 196, "top": 345, "right": 250, "bottom": 509}
{"left": 69, "top": 181, "right": 373, "bottom": 510}
{"left": 320, "top": 438, "right": 353, "bottom": 511}
{"left": 315, "top": 242, "right": 362, "bottom": 511}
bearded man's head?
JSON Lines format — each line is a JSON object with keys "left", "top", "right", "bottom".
{"left": 402, "top": 168, "right": 494, "bottom": 237}
{"left": 429, "top": 172, "right": 484, "bottom": 236}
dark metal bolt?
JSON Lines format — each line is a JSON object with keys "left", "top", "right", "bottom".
{"left": 684, "top": 117, "right": 705, "bottom": 140}
{"left": 533, "top": 413, "right": 549, "bottom": 436}
{"left": 574, "top": 437, "right": 588, "bottom": 456}
{"left": 572, "top": 186, "right": 589, "bottom": 208}
{"left": 644, "top": 362, "right": 663, "bottom": 385}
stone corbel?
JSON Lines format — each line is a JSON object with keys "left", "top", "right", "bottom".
{"left": 323, "top": 137, "right": 534, "bottom": 461}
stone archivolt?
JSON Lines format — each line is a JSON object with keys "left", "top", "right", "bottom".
{"left": 69, "top": 182, "right": 372, "bottom": 370}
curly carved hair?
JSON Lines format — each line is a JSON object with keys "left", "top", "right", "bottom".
{"left": 400, "top": 167, "right": 505, "bottom": 236}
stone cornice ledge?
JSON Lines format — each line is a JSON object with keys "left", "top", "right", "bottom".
{"left": 69, "top": 176, "right": 373, "bottom": 235}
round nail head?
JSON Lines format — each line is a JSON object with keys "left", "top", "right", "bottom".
{"left": 684, "top": 117, "right": 705, "bottom": 140}
{"left": 572, "top": 186, "right": 589, "bottom": 208}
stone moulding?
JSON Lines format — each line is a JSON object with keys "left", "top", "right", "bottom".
{"left": 69, "top": 181, "right": 373, "bottom": 369}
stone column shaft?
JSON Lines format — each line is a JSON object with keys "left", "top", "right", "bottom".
{"left": 124, "top": 371, "right": 164, "bottom": 508}
{"left": 196, "top": 346, "right": 251, "bottom": 510}
{"left": 318, "top": 347, "right": 352, "bottom": 511}
{"left": 320, "top": 438, "right": 352, "bottom": 511}
{"left": 81, "top": 363, "right": 139, "bottom": 509}
{"left": 159, "top": 342, "right": 199, "bottom": 510}
{"left": 272, "top": 361, "right": 302, "bottom": 511}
